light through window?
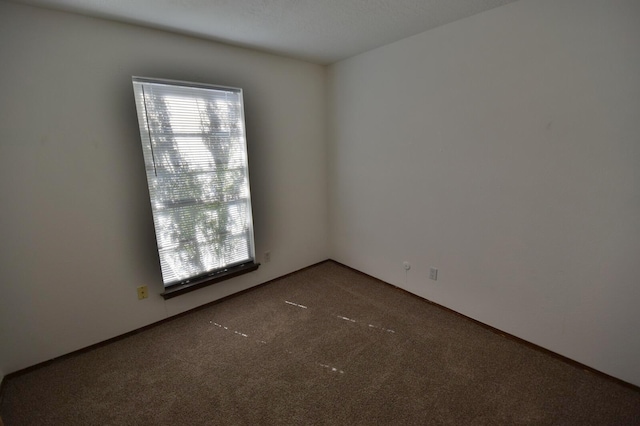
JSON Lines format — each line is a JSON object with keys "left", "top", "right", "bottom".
{"left": 132, "top": 77, "right": 257, "bottom": 298}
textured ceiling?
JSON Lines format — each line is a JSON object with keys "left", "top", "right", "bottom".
{"left": 11, "top": 0, "right": 520, "bottom": 64}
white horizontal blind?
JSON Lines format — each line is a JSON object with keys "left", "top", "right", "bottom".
{"left": 132, "top": 77, "right": 256, "bottom": 287}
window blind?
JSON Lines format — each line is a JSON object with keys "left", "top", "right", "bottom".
{"left": 132, "top": 77, "right": 256, "bottom": 292}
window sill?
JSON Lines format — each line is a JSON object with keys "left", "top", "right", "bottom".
{"left": 161, "top": 262, "right": 260, "bottom": 300}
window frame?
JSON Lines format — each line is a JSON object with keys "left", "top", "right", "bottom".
{"left": 132, "top": 76, "right": 259, "bottom": 299}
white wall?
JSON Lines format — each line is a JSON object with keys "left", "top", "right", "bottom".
{"left": 328, "top": 0, "right": 640, "bottom": 386}
{"left": 2, "top": 0, "right": 639, "bottom": 389}
{"left": 0, "top": 1, "right": 328, "bottom": 375}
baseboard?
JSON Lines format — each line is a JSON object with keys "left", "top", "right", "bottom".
{"left": 0, "top": 373, "right": 5, "bottom": 412}
{"left": 330, "top": 259, "right": 640, "bottom": 393}
{"left": 4, "top": 258, "right": 638, "bottom": 394}
{"left": 2, "top": 259, "right": 333, "bottom": 381}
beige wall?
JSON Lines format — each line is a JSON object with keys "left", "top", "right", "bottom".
{"left": 0, "top": 1, "right": 328, "bottom": 375}
{"left": 328, "top": 0, "right": 640, "bottom": 386}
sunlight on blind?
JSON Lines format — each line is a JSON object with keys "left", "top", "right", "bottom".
{"left": 132, "top": 77, "right": 256, "bottom": 287}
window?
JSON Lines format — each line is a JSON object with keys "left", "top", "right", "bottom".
{"left": 132, "top": 77, "right": 258, "bottom": 299}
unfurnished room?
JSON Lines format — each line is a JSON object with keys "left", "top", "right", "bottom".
{"left": 0, "top": 0, "right": 639, "bottom": 424}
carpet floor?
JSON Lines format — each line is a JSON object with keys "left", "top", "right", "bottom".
{"left": 1, "top": 261, "right": 639, "bottom": 425}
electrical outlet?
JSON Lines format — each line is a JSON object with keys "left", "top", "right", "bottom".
{"left": 137, "top": 286, "right": 148, "bottom": 300}
{"left": 429, "top": 267, "right": 438, "bottom": 281}
{"left": 403, "top": 261, "right": 411, "bottom": 271}
{"left": 264, "top": 251, "right": 271, "bottom": 263}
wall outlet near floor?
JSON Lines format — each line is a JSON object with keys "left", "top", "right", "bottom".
{"left": 429, "top": 267, "right": 438, "bottom": 281}
{"left": 137, "top": 285, "right": 148, "bottom": 300}
{"left": 403, "top": 261, "right": 411, "bottom": 271}
{"left": 264, "top": 251, "right": 271, "bottom": 263}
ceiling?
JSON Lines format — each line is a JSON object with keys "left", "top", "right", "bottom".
{"left": 12, "top": 0, "right": 520, "bottom": 64}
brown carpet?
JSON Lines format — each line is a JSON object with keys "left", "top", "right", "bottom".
{"left": 1, "top": 261, "right": 639, "bottom": 425}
